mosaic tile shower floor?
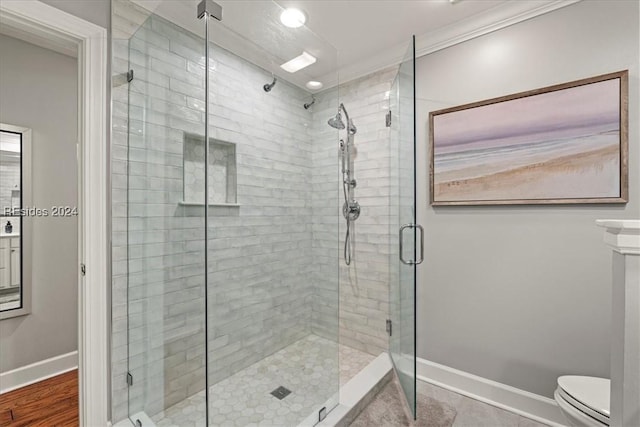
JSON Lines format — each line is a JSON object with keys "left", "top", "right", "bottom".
{"left": 152, "top": 334, "right": 376, "bottom": 427}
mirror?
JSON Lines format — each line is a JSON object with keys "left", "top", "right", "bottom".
{"left": 0, "top": 125, "right": 31, "bottom": 318}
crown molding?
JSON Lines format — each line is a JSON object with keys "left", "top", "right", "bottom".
{"left": 0, "top": 2, "right": 79, "bottom": 57}
{"left": 415, "top": 0, "right": 582, "bottom": 58}
{"left": 318, "top": 0, "right": 582, "bottom": 91}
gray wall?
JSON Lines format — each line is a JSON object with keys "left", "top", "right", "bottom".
{"left": 40, "top": 0, "right": 110, "bottom": 29}
{"left": 0, "top": 35, "right": 79, "bottom": 373}
{"left": 416, "top": 0, "right": 640, "bottom": 398}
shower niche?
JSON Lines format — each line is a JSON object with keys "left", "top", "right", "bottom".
{"left": 182, "top": 133, "right": 237, "bottom": 206}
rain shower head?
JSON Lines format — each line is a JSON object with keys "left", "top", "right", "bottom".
{"left": 328, "top": 112, "right": 345, "bottom": 130}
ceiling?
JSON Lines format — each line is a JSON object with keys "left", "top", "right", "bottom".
{"left": 275, "top": 0, "right": 506, "bottom": 72}
{"left": 131, "top": 0, "right": 580, "bottom": 92}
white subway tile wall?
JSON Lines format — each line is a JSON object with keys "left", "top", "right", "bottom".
{"left": 111, "top": 0, "right": 397, "bottom": 423}
{"left": 312, "top": 69, "right": 397, "bottom": 355}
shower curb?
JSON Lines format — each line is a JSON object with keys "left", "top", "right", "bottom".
{"left": 111, "top": 411, "right": 155, "bottom": 427}
{"left": 112, "top": 353, "right": 392, "bottom": 427}
{"left": 303, "top": 352, "right": 393, "bottom": 427}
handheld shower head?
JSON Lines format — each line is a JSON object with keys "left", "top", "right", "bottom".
{"left": 328, "top": 112, "right": 345, "bottom": 130}
{"left": 328, "top": 103, "right": 356, "bottom": 134}
{"left": 263, "top": 76, "right": 277, "bottom": 92}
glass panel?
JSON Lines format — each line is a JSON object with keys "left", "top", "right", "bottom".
{"left": 125, "top": 11, "right": 207, "bottom": 426}
{"left": 389, "top": 36, "right": 417, "bottom": 418}
{"left": 206, "top": 2, "right": 341, "bottom": 425}
{"left": 119, "top": 0, "right": 340, "bottom": 425}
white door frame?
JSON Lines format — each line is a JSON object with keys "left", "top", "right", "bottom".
{"left": 0, "top": 1, "right": 109, "bottom": 425}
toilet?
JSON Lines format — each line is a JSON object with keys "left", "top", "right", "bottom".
{"left": 554, "top": 376, "right": 610, "bottom": 426}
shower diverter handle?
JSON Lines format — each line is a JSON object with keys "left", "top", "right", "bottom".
{"left": 399, "top": 224, "right": 424, "bottom": 265}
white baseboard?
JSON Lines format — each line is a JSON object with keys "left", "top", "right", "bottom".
{"left": 0, "top": 351, "right": 78, "bottom": 394}
{"left": 415, "top": 357, "right": 568, "bottom": 427}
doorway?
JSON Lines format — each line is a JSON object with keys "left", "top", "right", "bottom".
{"left": 0, "top": 2, "right": 108, "bottom": 425}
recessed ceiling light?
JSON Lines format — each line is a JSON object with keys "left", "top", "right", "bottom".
{"left": 306, "top": 81, "right": 323, "bottom": 90}
{"left": 280, "top": 8, "right": 306, "bottom": 28}
{"left": 280, "top": 51, "right": 316, "bottom": 73}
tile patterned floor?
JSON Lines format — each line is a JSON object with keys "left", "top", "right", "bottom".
{"left": 416, "top": 381, "right": 552, "bottom": 427}
{"left": 151, "top": 334, "right": 376, "bottom": 427}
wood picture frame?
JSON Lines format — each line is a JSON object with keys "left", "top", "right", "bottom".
{"left": 429, "top": 70, "right": 628, "bottom": 206}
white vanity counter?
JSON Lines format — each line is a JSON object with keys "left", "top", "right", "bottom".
{"left": 0, "top": 233, "right": 20, "bottom": 238}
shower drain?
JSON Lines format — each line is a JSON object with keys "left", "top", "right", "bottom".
{"left": 270, "top": 386, "right": 292, "bottom": 400}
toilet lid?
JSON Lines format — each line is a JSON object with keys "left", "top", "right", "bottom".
{"left": 558, "top": 376, "right": 610, "bottom": 422}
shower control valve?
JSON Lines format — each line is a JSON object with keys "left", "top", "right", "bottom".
{"left": 343, "top": 200, "right": 361, "bottom": 221}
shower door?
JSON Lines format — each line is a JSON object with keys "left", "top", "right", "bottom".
{"left": 389, "top": 35, "right": 419, "bottom": 418}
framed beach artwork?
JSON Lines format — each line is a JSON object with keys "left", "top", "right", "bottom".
{"left": 429, "top": 70, "right": 628, "bottom": 206}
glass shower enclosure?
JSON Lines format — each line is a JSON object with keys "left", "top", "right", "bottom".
{"left": 120, "top": 0, "right": 340, "bottom": 425}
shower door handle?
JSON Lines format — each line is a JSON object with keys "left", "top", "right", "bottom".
{"left": 399, "top": 224, "right": 424, "bottom": 265}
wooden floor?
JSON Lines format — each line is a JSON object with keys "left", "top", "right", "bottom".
{"left": 0, "top": 370, "right": 78, "bottom": 427}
